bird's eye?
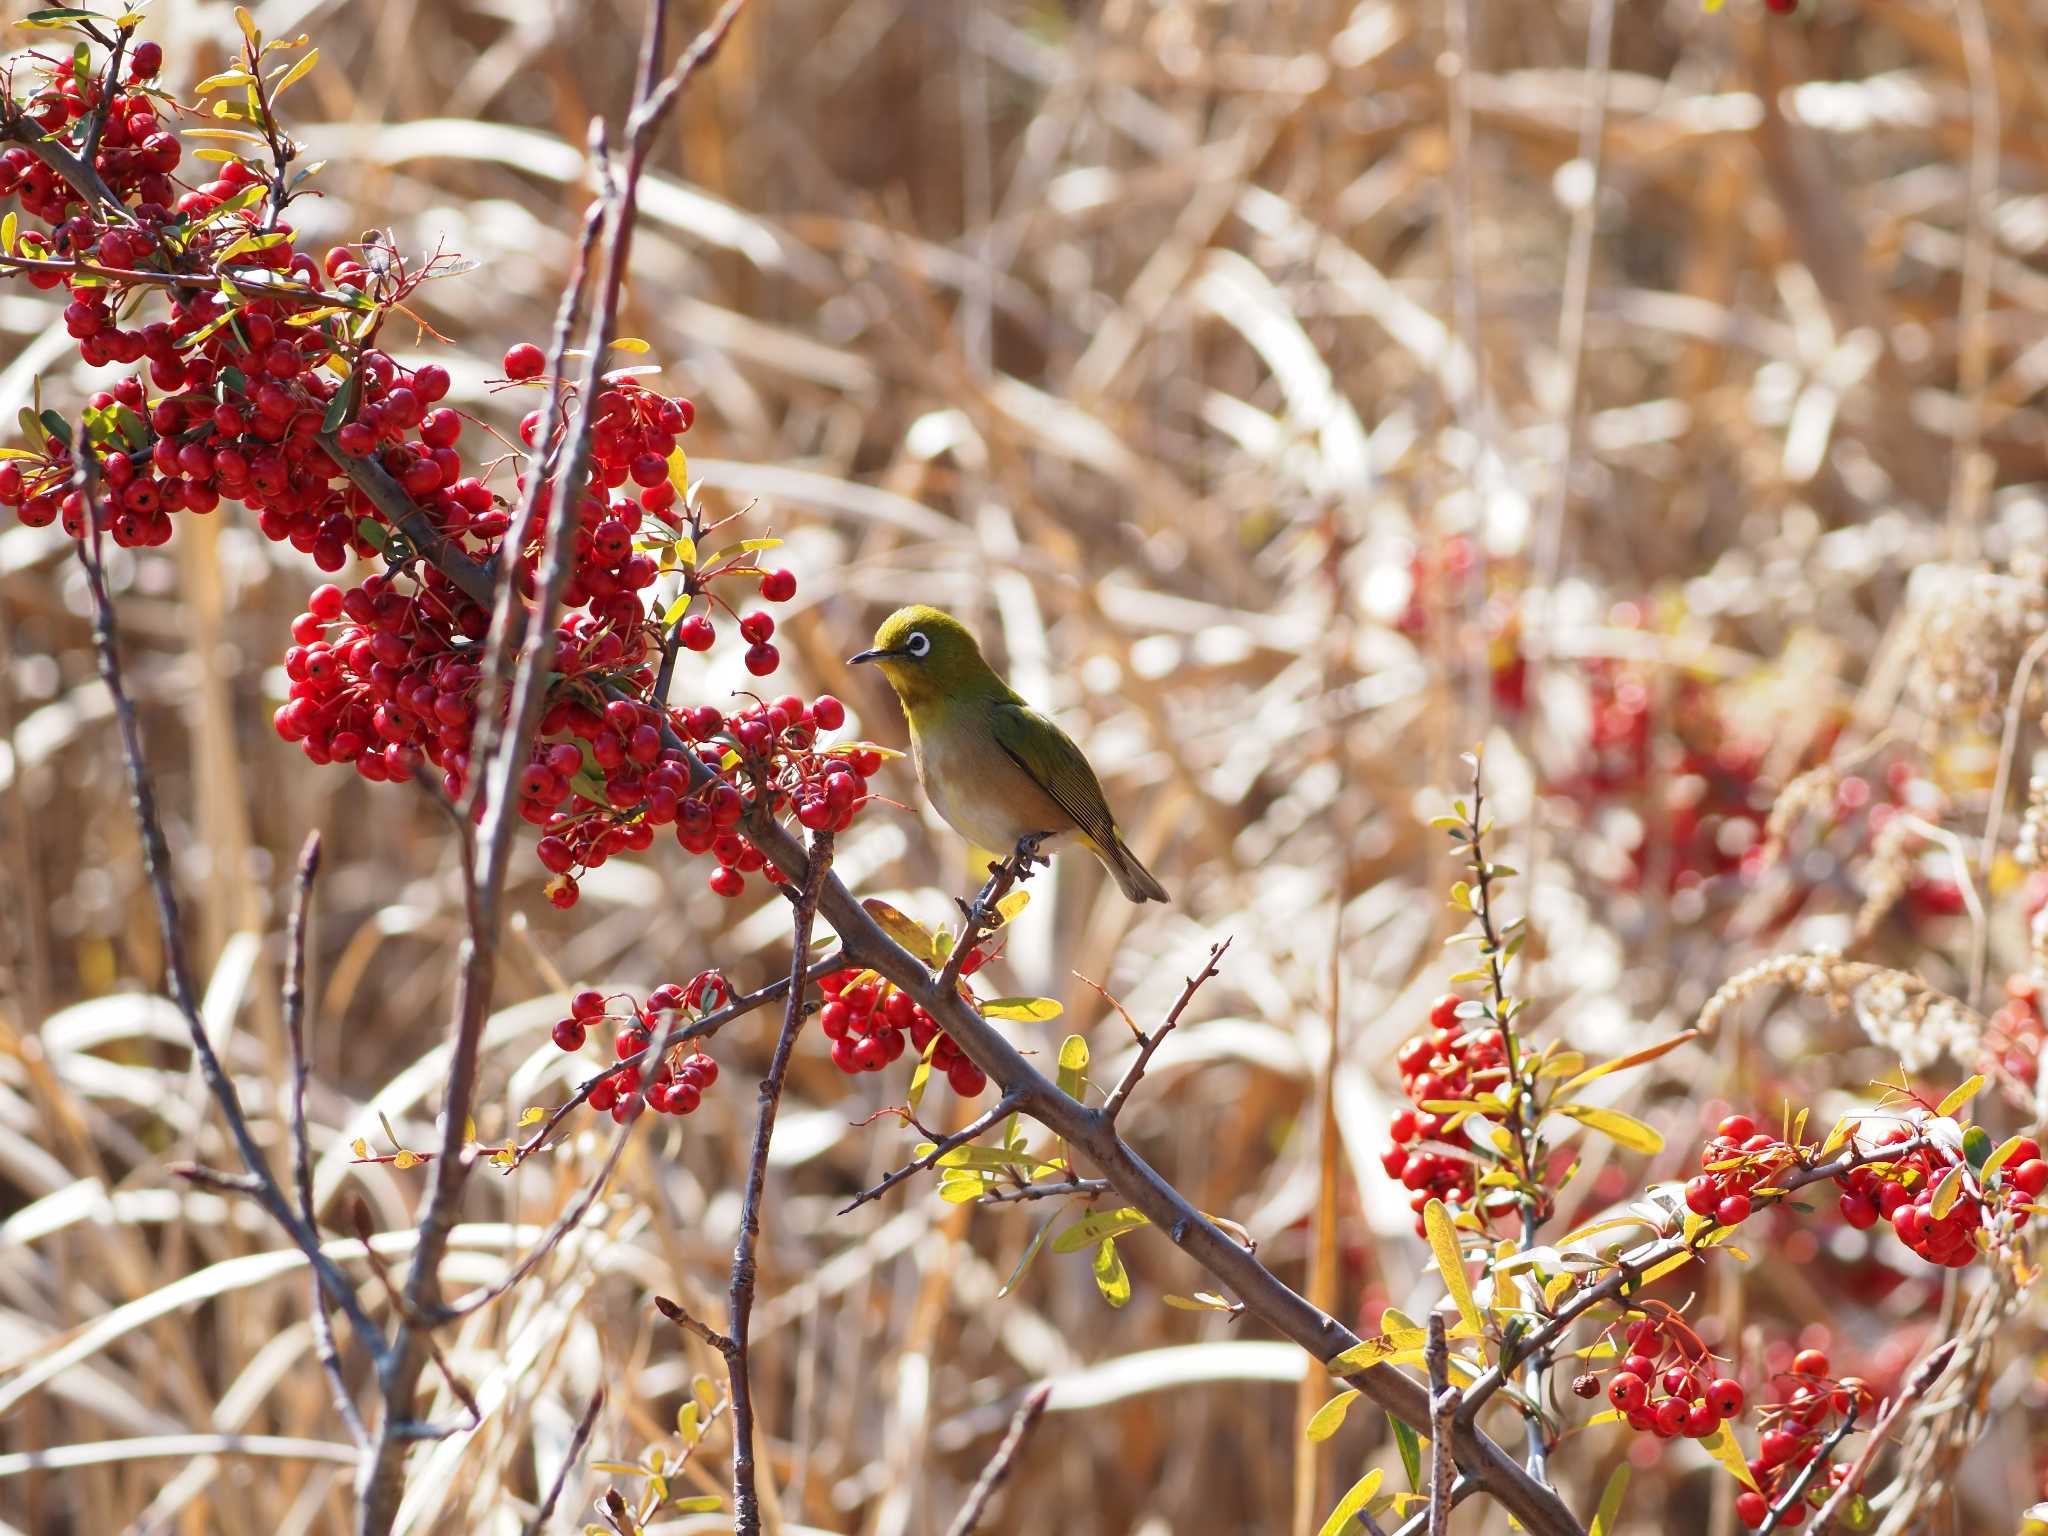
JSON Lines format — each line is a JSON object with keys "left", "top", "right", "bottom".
{"left": 905, "top": 631, "right": 931, "bottom": 658}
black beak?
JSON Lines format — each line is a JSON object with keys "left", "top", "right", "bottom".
{"left": 848, "top": 647, "right": 894, "bottom": 665}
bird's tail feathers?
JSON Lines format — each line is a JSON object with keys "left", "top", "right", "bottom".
{"left": 1091, "top": 833, "right": 1169, "bottom": 904}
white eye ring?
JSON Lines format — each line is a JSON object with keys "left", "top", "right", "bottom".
{"left": 905, "top": 631, "right": 930, "bottom": 658}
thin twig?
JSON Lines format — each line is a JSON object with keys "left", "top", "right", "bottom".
{"left": 1101, "top": 939, "right": 1229, "bottom": 1122}
{"left": 520, "top": 1385, "right": 605, "bottom": 1536}
{"left": 942, "top": 1383, "right": 1052, "bottom": 1536}
{"left": 348, "top": 1202, "right": 481, "bottom": 1432}
{"left": 981, "top": 1176, "right": 1111, "bottom": 1205}
{"left": 728, "top": 830, "right": 833, "bottom": 1536}
{"left": 654, "top": 1295, "right": 735, "bottom": 1356}
{"left": 1757, "top": 1401, "right": 1860, "bottom": 1535}
{"left": 283, "top": 833, "right": 367, "bottom": 1448}
{"left": 1808, "top": 1340, "right": 1956, "bottom": 1530}
{"left": 71, "top": 497, "right": 382, "bottom": 1360}
{"left": 839, "top": 1094, "right": 1019, "bottom": 1214}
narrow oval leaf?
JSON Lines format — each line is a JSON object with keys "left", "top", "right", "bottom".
{"left": 1935, "top": 1075, "right": 1984, "bottom": 1119}
{"left": 1056, "top": 1033, "right": 1088, "bottom": 1100}
{"left": 1982, "top": 1134, "right": 2028, "bottom": 1181}
{"left": 1424, "top": 1198, "right": 1483, "bottom": 1335}
{"left": 1589, "top": 1464, "right": 1631, "bottom": 1535}
{"left": 1315, "top": 1467, "right": 1385, "bottom": 1536}
{"left": 1929, "top": 1162, "right": 1963, "bottom": 1221}
{"left": 861, "top": 898, "right": 937, "bottom": 964}
{"left": 981, "top": 995, "right": 1064, "bottom": 1022}
{"left": 1052, "top": 1206, "right": 1149, "bottom": 1253}
{"left": 1305, "top": 1388, "right": 1361, "bottom": 1442}
{"left": 1091, "top": 1236, "right": 1131, "bottom": 1307}
{"left": 1558, "top": 1103, "right": 1664, "bottom": 1155}
{"left": 1558, "top": 1031, "right": 1698, "bottom": 1095}
{"left": 1700, "top": 1421, "right": 1759, "bottom": 1491}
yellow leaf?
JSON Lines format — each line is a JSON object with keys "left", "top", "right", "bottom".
{"left": 1558, "top": 1031, "right": 1698, "bottom": 1095}
{"left": 1052, "top": 1207, "right": 1148, "bottom": 1253}
{"left": 1983, "top": 1134, "right": 2028, "bottom": 1181}
{"left": 1557, "top": 1103, "right": 1664, "bottom": 1155}
{"left": 350, "top": 1138, "right": 369, "bottom": 1159}
{"left": 981, "top": 995, "right": 1063, "bottom": 1022}
{"left": 1424, "top": 1198, "right": 1483, "bottom": 1335}
{"left": 234, "top": 6, "right": 259, "bottom": 43}
{"left": 1589, "top": 1465, "right": 1631, "bottom": 1535}
{"left": 518, "top": 1106, "right": 547, "bottom": 1127}
{"left": 1315, "top": 1468, "right": 1384, "bottom": 1536}
{"left": 1936, "top": 1076, "right": 1984, "bottom": 1119}
{"left": 269, "top": 47, "right": 318, "bottom": 96}
{"left": 1092, "top": 1236, "right": 1131, "bottom": 1307}
{"left": 1639, "top": 1250, "right": 1693, "bottom": 1286}
{"left": 611, "top": 337, "right": 652, "bottom": 354}
{"left": 392, "top": 1151, "right": 423, "bottom": 1170}
{"left": 1305, "top": 1388, "right": 1361, "bottom": 1442}
{"left": 1057, "top": 1034, "right": 1088, "bottom": 1100}
{"left": 1701, "top": 1421, "right": 1760, "bottom": 1491}
{"left": 462, "top": 1116, "right": 476, "bottom": 1144}
{"left": 1929, "top": 1163, "right": 1962, "bottom": 1221}
{"left": 862, "top": 898, "right": 938, "bottom": 964}
{"left": 995, "top": 889, "right": 1031, "bottom": 923}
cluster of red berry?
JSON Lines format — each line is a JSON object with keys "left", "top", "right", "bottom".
{"left": 1381, "top": 993, "right": 1500, "bottom": 1236}
{"left": 1836, "top": 1127, "right": 2042, "bottom": 1268}
{"left": 0, "top": 33, "right": 886, "bottom": 911}
{"left": 1, "top": 40, "right": 172, "bottom": 228}
{"left": 1683, "top": 1113, "right": 1790, "bottom": 1229}
{"left": 1733, "top": 1352, "right": 1871, "bottom": 1528}
{"left": 819, "top": 968, "right": 989, "bottom": 1097}
{"left": 550, "top": 983, "right": 721, "bottom": 1122}
{"left": 1982, "top": 974, "right": 2046, "bottom": 1101}
{"left": 1591, "top": 1315, "right": 1746, "bottom": 1443}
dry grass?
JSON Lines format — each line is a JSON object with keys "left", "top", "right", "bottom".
{"left": 3, "top": 0, "right": 2048, "bottom": 1532}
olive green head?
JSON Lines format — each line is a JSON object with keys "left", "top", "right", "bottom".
{"left": 848, "top": 605, "right": 999, "bottom": 708}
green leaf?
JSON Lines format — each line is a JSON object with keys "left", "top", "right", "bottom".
{"left": 1935, "top": 1075, "right": 1984, "bottom": 1119}
{"left": 996, "top": 1211, "right": 1056, "bottom": 1298}
{"left": 1390, "top": 1414, "right": 1422, "bottom": 1490}
{"left": 1305, "top": 1389, "right": 1361, "bottom": 1442}
{"left": 1589, "top": 1464, "right": 1630, "bottom": 1535}
{"left": 1091, "top": 1236, "right": 1131, "bottom": 1307}
{"left": 981, "top": 995, "right": 1063, "bottom": 1022}
{"left": 1052, "top": 1206, "right": 1148, "bottom": 1253}
{"left": 1314, "top": 1468, "right": 1384, "bottom": 1536}
{"left": 1424, "top": 1198, "right": 1483, "bottom": 1334}
{"left": 1056, "top": 1033, "right": 1088, "bottom": 1100}
{"left": 37, "top": 410, "right": 70, "bottom": 447}
{"left": 1556, "top": 1103, "right": 1664, "bottom": 1155}
{"left": 15, "top": 9, "right": 107, "bottom": 30}
{"left": 1963, "top": 1125, "right": 1992, "bottom": 1170}
{"left": 321, "top": 371, "right": 358, "bottom": 433}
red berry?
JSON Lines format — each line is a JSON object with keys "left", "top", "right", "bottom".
{"left": 1684, "top": 1400, "right": 1721, "bottom": 1438}
{"left": 708, "top": 865, "right": 744, "bottom": 898}
{"left": 1717, "top": 1114, "right": 1756, "bottom": 1142}
{"left": 2012, "top": 1159, "right": 2048, "bottom": 1198}
{"left": 551, "top": 1019, "right": 586, "bottom": 1052}
{"left": 1607, "top": 1372, "right": 1647, "bottom": 1412}
{"left": 739, "top": 611, "right": 775, "bottom": 644}
{"left": 1707, "top": 1377, "right": 1744, "bottom": 1417}
{"left": 128, "top": 40, "right": 163, "bottom": 78}
{"left": 1716, "top": 1193, "right": 1752, "bottom": 1227}
{"left": 744, "top": 642, "right": 779, "bottom": 677}
{"left": 1791, "top": 1348, "right": 1830, "bottom": 1378}
{"left": 812, "top": 694, "right": 846, "bottom": 731}
{"left": 504, "top": 342, "right": 546, "bottom": 379}
{"left": 1736, "top": 1491, "right": 1768, "bottom": 1527}
{"left": 760, "top": 568, "right": 796, "bottom": 602}
{"left": 571, "top": 989, "right": 606, "bottom": 1019}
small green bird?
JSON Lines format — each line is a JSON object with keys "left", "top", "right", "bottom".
{"left": 850, "top": 605, "right": 1169, "bottom": 903}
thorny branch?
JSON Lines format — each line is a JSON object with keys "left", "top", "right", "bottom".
{"left": 943, "top": 1383, "right": 1053, "bottom": 1536}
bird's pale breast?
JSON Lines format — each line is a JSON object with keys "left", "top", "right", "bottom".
{"left": 912, "top": 713, "right": 1075, "bottom": 855}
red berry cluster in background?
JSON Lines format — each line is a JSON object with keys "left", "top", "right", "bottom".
{"left": 1381, "top": 993, "right": 1500, "bottom": 1237}
{"left": 0, "top": 30, "right": 892, "bottom": 910}
{"left": 1732, "top": 1352, "right": 1871, "bottom": 1528}
{"left": 1983, "top": 974, "right": 2046, "bottom": 1103}
{"left": 819, "top": 967, "right": 988, "bottom": 1097}
{"left": 1683, "top": 1113, "right": 1791, "bottom": 1229}
{"left": 1836, "top": 1127, "right": 2041, "bottom": 1268}
{"left": 550, "top": 981, "right": 721, "bottom": 1123}
{"left": 1597, "top": 1314, "right": 1746, "bottom": 1443}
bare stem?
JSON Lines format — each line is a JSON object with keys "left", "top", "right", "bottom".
{"left": 943, "top": 1384, "right": 1052, "bottom": 1536}
{"left": 729, "top": 830, "right": 833, "bottom": 1536}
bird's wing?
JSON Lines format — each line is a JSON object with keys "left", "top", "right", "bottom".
{"left": 989, "top": 702, "right": 1119, "bottom": 846}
